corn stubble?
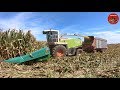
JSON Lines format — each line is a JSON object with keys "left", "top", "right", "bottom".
{"left": 0, "top": 29, "right": 120, "bottom": 78}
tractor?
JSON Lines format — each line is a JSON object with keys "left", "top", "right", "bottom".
{"left": 43, "top": 29, "right": 107, "bottom": 58}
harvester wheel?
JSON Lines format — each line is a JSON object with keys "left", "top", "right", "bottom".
{"left": 52, "top": 45, "right": 67, "bottom": 58}
{"left": 76, "top": 49, "right": 83, "bottom": 56}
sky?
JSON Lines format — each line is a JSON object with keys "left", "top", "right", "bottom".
{"left": 0, "top": 12, "right": 120, "bottom": 44}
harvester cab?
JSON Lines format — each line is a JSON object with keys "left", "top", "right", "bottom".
{"left": 43, "top": 30, "right": 60, "bottom": 42}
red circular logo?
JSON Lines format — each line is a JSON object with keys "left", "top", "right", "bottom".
{"left": 108, "top": 13, "right": 119, "bottom": 24}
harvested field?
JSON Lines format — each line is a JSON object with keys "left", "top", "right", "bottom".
{"left": 0, "top": 44, "right": 120, "bottom": 78}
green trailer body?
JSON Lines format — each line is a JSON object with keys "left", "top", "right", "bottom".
{"left": 60, "top": 38, "right": 82, "bottom": 48}
{"left": 4, "top": 47, "right": 50, "bottom": 64}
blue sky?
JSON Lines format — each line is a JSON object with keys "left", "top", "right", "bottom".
{"left": 0, "top": 12, "right": 120, "bottom": 44}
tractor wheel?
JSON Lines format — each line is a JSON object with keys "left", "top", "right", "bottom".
{"left": 52, "top": 45, "right": 67, "bottom": 58}
{"left": 76, "top": 49, "right": 83, "bottom": 56}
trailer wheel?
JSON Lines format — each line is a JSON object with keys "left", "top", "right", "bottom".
{"left": 100, "top": 49, "right": 106, "bottom": 53}
{"left": 76, "top": 49, "right": 83, "bottom": 56}
{"left": 97, "top": 49, "right": 106, "bottom": 53}
{"left": 52, "top": 45, "right": 67, "bottom": 57}
{"left": 93, "top": 50, "right": 97, "bottom": 53}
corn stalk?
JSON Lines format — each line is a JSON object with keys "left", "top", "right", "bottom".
{"left": 0, "top": 29, "right": 46, "bottom": 60}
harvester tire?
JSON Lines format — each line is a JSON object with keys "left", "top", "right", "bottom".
{"left": 52, "top": 45, "right": 67, "bottom": 58}
{"left": 76, "top": 49, "right": 83, "bottom": 56}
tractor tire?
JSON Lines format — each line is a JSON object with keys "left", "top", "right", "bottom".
{"left": 76, "top": 49, "right": 83, "bottom": 56}
{"left": 52, "top": 45, "right": 67, "bottom": 58}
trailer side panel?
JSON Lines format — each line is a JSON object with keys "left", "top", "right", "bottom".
{"left": 95, "top": 38, "right": 107, "bottom": 49}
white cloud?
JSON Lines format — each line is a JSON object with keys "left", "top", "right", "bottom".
{"left": 86, "top": 27, "right": 105, "bottom": 31}
{"left": 0, "top": 12, "right": 55, "bottom": 40}
{"left": 61, "top": 24, "right": 83, "bottom": 34}
{"left": 0, "top": 12, "right": 34, "bottom": 30}
{"left": 115, "top": 30, "right": 120, "bottom": 33}
{"left": 62, "top": 24, "right": 120, "bottom": 44}
{"left": 85, "top": 31, "right": 120, "bottom": 44}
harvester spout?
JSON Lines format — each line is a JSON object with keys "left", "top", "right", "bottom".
{"left": 75, "top": 34, "right": 90, "bottom": 39}
{"left": 60, "top": 33, "right": 90, "bottom": 39}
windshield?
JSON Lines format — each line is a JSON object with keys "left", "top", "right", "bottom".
{"left": 47, "top": 31, "right": 58, "bottom": 42}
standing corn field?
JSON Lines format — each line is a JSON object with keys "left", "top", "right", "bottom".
{"left": 0, "top": 29, "right": 46, "bottom": 61}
